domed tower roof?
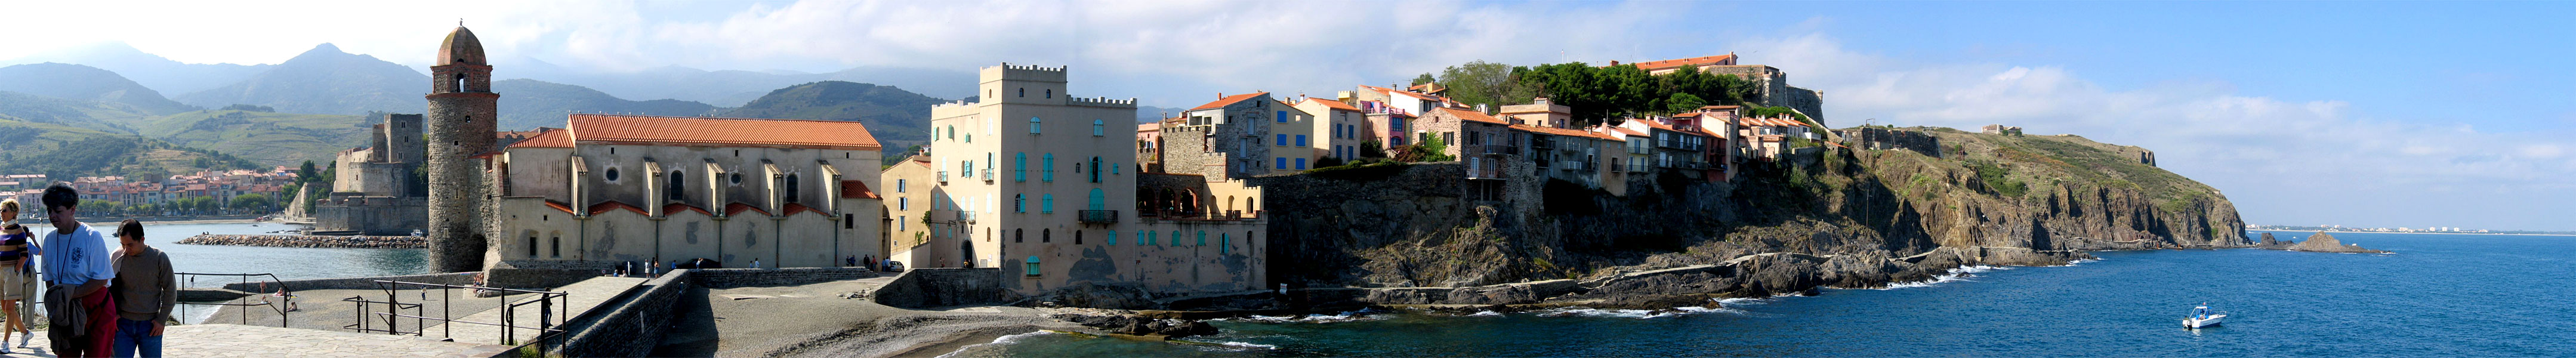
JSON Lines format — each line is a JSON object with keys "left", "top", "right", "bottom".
{"left": 436, "top": 26, "right": 485, "bottom": 66}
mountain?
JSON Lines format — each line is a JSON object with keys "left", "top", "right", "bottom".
{"left": 493, "top": 79, "right": 718, "bottom": 131}
{"left": 0, "top": 91, "right": 154, "bottom": 134}
{"left": 141, "top": 109, "right": 369, "bottom": 167}
{"left": 503, "top": 60, "right": 975, "bottom": 107}
{"left": 1136, "top": 105, "right": 1184, "bottom": 122}
{"left": 175, "top": 44, "right": 428, "bottom": 116}
{"left": 715, "top": 81, "right": 943, "bottom": 147}
{"left": 0, "top": 63, "right": 198, "bottom": 115}
{"left": 0, "top": 92, "right": 263, "bottom": 180}
{"left": 0, "top": 41, "right": 270, "bottom": 95}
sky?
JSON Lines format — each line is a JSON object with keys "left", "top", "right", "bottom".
{"left": 2, "top": 1, "right": 2570, "bottom": 231}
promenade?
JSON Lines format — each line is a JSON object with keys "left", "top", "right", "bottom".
{"left": 11, "top": 323, "right": 513, "bottom": 357}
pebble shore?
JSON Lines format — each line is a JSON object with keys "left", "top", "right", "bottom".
{"left": 175, "top": 234, "right": 428, "bottom": 249}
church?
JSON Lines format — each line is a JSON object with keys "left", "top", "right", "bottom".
{"left": 420, "top": 26, "right": 887, "bottom": 273}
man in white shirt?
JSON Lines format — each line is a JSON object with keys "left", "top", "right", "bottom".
{"left": 38, "top": 184, "right": 115, "bottom": 357}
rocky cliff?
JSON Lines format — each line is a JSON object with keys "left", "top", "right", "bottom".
{"left": 1252, "top": 127, "right": 2245, "bottom": 307}
{"left": 2278, "top": 232, "right": 2388, "bottom": 254}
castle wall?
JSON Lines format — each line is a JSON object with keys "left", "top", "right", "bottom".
{"left": 311, "top": 195, "right": 427, "bottom": 236}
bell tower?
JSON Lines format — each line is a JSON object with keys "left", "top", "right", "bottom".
{"left": 425, "top": 26, "right": 499, "bottom": 273}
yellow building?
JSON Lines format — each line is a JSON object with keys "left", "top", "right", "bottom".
{"left": 917, "top": 63, "right": 1267, "bottom": 295}
{"left": 1267, "top": 100, "right": 1319, "bottom": 174}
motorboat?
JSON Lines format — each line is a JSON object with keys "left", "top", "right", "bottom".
{"left": 2182, "top": 304, "right": 2225, "bottom": 328}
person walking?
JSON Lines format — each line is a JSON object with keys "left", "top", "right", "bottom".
{"left": 110, "top": 220, "right": 174, "bottom": 357}
{"left": 0, "top": 199, "right": 36, "bottom": 353}
{"left": 39, "top": 184, "right": 118, "bottom": 357}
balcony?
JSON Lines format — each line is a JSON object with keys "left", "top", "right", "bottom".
{"left": 1078, "top": 210, "right": 1118, "bottom": 223}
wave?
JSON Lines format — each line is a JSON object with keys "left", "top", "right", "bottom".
{"left": 934, "top": 331, "right": 1062, "bottom": 358}
{"left": 1873, "top": 265, "right": 2005, "bottom": 290}
{"left": 1464, "top": 310, "right": 1504, "bottom": 317}
{"left": 2066, "top": 258, "right": 2101, "bottom": 266}
{"left": 1184, "top": 340, "right": 1280, "bottom": 351}
{"left": 1531, "top": 305, "right": 1744, "bottom": 319}
{"left": 1223, "top": 309, "right": 1388, "bottom": 324}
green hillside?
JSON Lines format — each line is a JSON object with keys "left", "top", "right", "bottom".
{"left": 495, "top": 79, "right": 717, "bottom": 130}
{"left": 144, "top": 109, "right": 369, "bottom": 166}
{"left": 717, "top": 81, "right": 941, "bottom": 149}
{"left": 0, "top": 91, "right": 271, "bottom": 180}
{"left": 0, "top": 91, "right": 153, "bottom": 135}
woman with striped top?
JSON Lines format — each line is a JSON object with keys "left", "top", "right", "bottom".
{"left": 0, "top": 199, "right": 33, "bottom": 352}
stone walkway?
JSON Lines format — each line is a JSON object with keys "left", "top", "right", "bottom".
{"left": 428, "top": 276, "right": 646, "bottom": 345}
{"left": 10, "top": 323, "right": 513, "bottom": 357}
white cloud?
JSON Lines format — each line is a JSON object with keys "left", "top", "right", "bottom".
{"left": 1738, "top": 33, "right": 2576, "bottom": 230}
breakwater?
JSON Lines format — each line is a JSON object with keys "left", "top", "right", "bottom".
{"left": 176, "top": 234, "right": 427, "bottom": 249}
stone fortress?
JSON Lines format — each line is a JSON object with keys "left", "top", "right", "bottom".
{"left": 310, "top": 112, "right": 428, "bottom": 235}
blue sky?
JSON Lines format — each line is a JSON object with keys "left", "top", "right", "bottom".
{"left": 2, "top": 1, "right": 2569, "bottom": 230}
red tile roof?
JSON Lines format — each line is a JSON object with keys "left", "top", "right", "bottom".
{"left": 1359, "top": 85, "right": 1454, "bottom": 104}
{"left": 507, "top": 128, "right": 573, "bottom": 149}
{"left": 1510, "top": 124, "right": 1612, "bottom": 140}
{"left": 839, "top": 180, "right": 879, "bottom": 199}
{"left": 724, "top": 202, "right": 769, "bottom": 217}
{"left": 1436, "top": 107, "right": 1508, "bottom": 125}
{"left": 1302, "top": 98, "right": 1361, "bottom": 112}
{"left": 567, "top": 114, "right": 881, "bottom": 151}
{"left": 587, "top": 200, "right": 647, "bottom": 215}
{"left": 1189, "top": 92, "right": 1269, "bottom": 111}
{"left": 664, "top": 203, "right": 712, "bottom": 216}
{"left": 1741, "top": 116, "right": 1806, "bottom": 128}
{"left": 1627, "top": 54, "right": 1738, "bottom": 70}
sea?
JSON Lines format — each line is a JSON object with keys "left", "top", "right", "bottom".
{"left": 953, "top": 231, "right": 2576, "bottom": 357}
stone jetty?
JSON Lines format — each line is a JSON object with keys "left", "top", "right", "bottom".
{"left": 177, "top": 234, "right": 428, "bottom": 249}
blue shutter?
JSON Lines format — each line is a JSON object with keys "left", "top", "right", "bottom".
{"left": 1107, "top": 230, "right": 1118, "bottom": 245}
{"left": 1092, "top": 119, "right": 1105, "bottom": 136}
{"left": 1296, "top": 135, "right": 1307, "bottom": 147}
{"left": 1042, "top": 194, "right": 1054, "bottom": 214}
{"left": 1275, "top": 157, "right": 1287, "bottom": 169}
{"left": 1087, "top": 189, "right": 1105, "bottom": 211}
{"left": 1014, "top": 153, "right": 1026, "bottom": 182}
{"left": 1043, "top": 153, "right": 1055, "bottom": 182}
{"left": 1295, "top": 158, "right": 1307, "bottom": 169}
{"left": 1276, "top": 110, "right": 1287, "bottom": 123}
{"left": 1030, "top": 116, "right": 1042, "bottom": 134}
{"left": 1197, "top": 231, "right": 1207, "bottom": 246}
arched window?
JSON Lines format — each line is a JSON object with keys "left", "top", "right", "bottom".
{"left": 1042, "top": 229, "right": 1051, "bottom": 243}
{"left": 783, "top": 174, "right": 800, "bottom": 203}
{"left": 452, "top": 74, "right": 465, "bottom": 92}
{"left": 1014, "top": 153, "right": 1027, "bottom": 182}
{"left": 667, "top": 171, "right": 686, "bottom": 203}
{"left": 1042, "top": 153, "right": 1055, "bottom": 182}
{"left": 1041, "top": 194, "right": 1054, "bottom": 214}
{"left": 1172, "top": 230, "right": 1183, "bottom": 246}
{"left": 1017, "top": 88, "right": 1025, "bottom": 97}
{"left": 1249, "top": 197, "right": 1258, "bottom": 212}
{"left": 1146, "top": 231, "right": 1157, "bottom": 246}
{"left": 1013, "top": 195, "right": 1025, "bottom": 213}
{"left": 1025, "top": 256, "right": 1041, "bottom": 276}
{"left": 1090, "top": 156, "right": 1103, "bottom": 183}
{"left": 1092, "top": 119, "right": 1105, "bottom": 136}
{"left": 1029, "top": 116, "right": 1042, "bottom": 134}
{"left": 1087, "top": 189, "right": 1105, "bottom": 211}
{"left": 1016, "top": 228, "right": 1025, "bottom": 243}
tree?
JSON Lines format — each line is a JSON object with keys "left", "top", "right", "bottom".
{"left": 1664, "top": 92, "right": 1707, "bottom": 115}
{"left": 1312, "top": 156, "right": 1346, "bottom": 169}
{"left": 1402, "top": 132, "right": 1455, "bottom": 163}
{"left": 1411, "top": 73, "right": 1436, "bottom": 87}
{"left": 1436, "top": 60, "right": 1536, "bottom": 110}
{"left": 232, "top": 193, "right": 273, "bottom": 212}
{"left": 1359, "top": 140, "right": 1387, "bottom": 159}
{"left": 299, "top": 161, "right": 319, "bottom": 184}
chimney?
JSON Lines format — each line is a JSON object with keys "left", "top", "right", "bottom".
{"left": 1609, "top": 60, "right": 1619, "bottom": 66}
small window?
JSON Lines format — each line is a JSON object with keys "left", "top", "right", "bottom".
{"left": 1197, "top": 231, "right": 1207, "bottom": 246}
{"left": 1275, "top": 158, "right": 1287, "bottom": 169}
{"left": 1041, "top": 194, "right": 1054, "bottom": 214}
{"left": 1016, "top": 228, "right": 1025, "bottom": 242}
{"left": 604, "top": 167, "right": 620, "bottom": 181}
{"left": 1025, "top": 256, "right": 1041, "bottom": 276}
{"left": 1276, "top": 110, "right": 1288, "bottom": 123}
{"left": 550, "top": 236, "right": 562, "bottom": 258}
{"left": 1107, "top": 230, "right": 1118, "bottom": 245}
{"left": 1147, "top": 231, "right": 1158, "bottom": 246}
{"left": 1029, "top": 116, "right": 1042, "bottom": 134}
{"left": 730, "top": 172, "right": 743, "bottom": 185}
{"left": 1045, "top": 89, "right": 1053, "bottom": 98}
{"left": 1276, "top": 134, "right": 1287, "bottom": 147}
{"left": 783, "top": 174, "right": 800, "bottom": 203}
{"left": 899, "top": 197, "right": 909, "bottom": 211}
{"left": 1075, "top": 230, "right": 1082, "bottom": 245}
{"left": 1220, "top": 233, "right": 1229, "bottom": 254}
{"left": 1294, "top": 158, "right": 1306, "bottom": 170}
{"left": 897, "top": 179, "right": 906, "bottom": 193}
{"left": 1092, "top": 119, "right": 1105, "bottom": 136}
{"left": 526, "top": 236, "right": 538, "bottom": 258}
{"left": 1018, "top": 88, "right": 1025, "bottom": 97}
{"left": 1042, "top": 153, "right": 1056, "bottom": 182}
{"left": 1014, "top": 153, "right": 1027, "bottom": 182}
{"left": 1042, "top": 229, "right": 1051, "bottom": 243}
{"left": 1090, "top": 157, "right": 1102, "bottom": 183}
{"left": 1014, "top": 195, "right": 1025, "bottom": 213}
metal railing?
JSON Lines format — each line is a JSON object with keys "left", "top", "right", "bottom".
{"left": 343, "top": 280, "right": 569, "bottom": 346}
{"left": 1078, "top": 210, "right": 1118, "bottom": 223}
{"left": 177, "top": 272, "right": 292, "bottom": 328}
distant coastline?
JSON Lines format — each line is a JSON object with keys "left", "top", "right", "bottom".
{"left": 2249, "top": 229, "right": 2576, "bottom": 237}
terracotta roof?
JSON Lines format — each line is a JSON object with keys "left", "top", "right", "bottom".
{"left": 544, "top": 200, "right": 575, "bottom": 214}
{"left": 587, "top": 200, "right": 647, "bottom": 215}
{"left": 507, "top": 128, "right": 574, "bottom": 149}
{"left": 1741, "top": 116, "right": 1805, "bottom": 128}
{"left": 1511, "top": 125, "right": 1614, "bottom": 140}
{"left": 567, "top": 114, "right": 881, "bottom": 151}
{"left": 724, "top": 202, "right": 770, "bottom": 217}
{"left": 1302, "top": 98, "right": 1360, "bottom": 112}
{"left": 782, "top": 203, "right": 823, "bottom": 216}
{"left": 1699, "top": 126, "right": 1730, "bottom": 140}
{"left": 664, "top": 203, "right": 712, "bottom": 216}
{"left": 1359, "top": 85, "right": 1451, "bottom": 103}
{"left": 839, "top": 180, "right": 879, "bottom": 199}
{"left": 1627, "top": 54, "right": 1738, "bottom": 70}
{"left": 1189, "top": 92, "right": 1269, "bottom": 111}
{"left": 1436, "top": 107, "right": 1508, "bottom": 125}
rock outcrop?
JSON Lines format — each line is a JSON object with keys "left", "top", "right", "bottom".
{"left": 1232, "top": 128, "right": 2245, "bottom": 309}
{"left": 2281, "top": 232, "right": 2389, "bottom": 254}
